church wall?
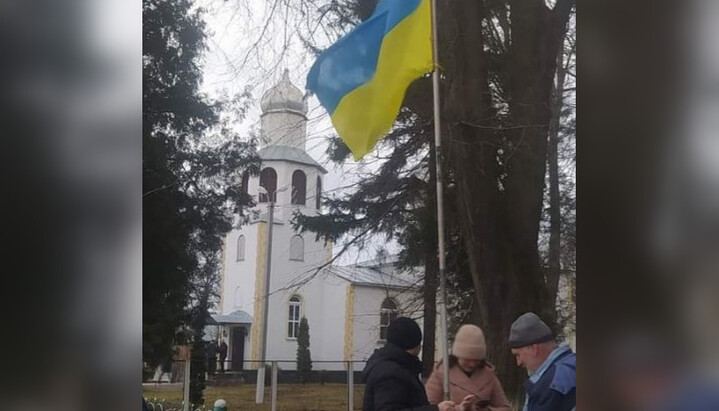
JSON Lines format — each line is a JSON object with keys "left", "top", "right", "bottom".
{"left": 262, "top": 273, "right": 349, "bottom": 371}
{"left": 220, "top": 223, "right": 260, "bottom": 317}
{"left": 257, "top": 194, "right": 336, "bottom": 370}
{"left": 314, "top": 274, "right": 350, "bottom": 368}
{"left": 350, "top": 285, "right": 424, "bottom": 363}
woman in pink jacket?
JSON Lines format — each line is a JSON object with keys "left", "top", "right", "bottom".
{"left": 426, "top": 325, "right": 511, "bottom": 411}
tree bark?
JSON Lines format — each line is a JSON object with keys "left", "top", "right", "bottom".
{"left": 437, "top": 0, "right": 574, "bottom": 403}
{"left": 547, "top": 31, "right": 569, "bottom": 312}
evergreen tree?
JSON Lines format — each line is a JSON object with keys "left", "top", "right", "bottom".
{"left": 143, "top": 0, "right": 260, "bottom": 382}
{"left": 296, "top": 317, "right": 312, "bottom": 383}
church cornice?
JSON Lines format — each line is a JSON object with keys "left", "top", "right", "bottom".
{"left": 258, "top": 145, "right": 328, "bottom": 174}
{"left": 260, "top": 107, "right": 308, "bottom": 119}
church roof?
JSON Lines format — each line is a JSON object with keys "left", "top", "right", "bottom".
{"left": 212, "top": 309, "right": 253, "bottom": 325}
{"left": 260, "top": 69, "right": 308, "bottom": 115}
{"left": 259, "top": 144, "right": 328, "bottom": 173}
{"left": 325, "top": 264, "right": 419, "bottom": 289}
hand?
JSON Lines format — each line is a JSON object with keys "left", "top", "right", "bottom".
{"left": 437, "top": 400, "right": 456, "bottom": 411}
{"left": 458, "top": 394, "right": 479, "bottom": 411}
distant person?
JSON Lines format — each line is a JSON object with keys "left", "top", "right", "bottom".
{"left": 217, "top": 338, "right": 228, "bottom": 373}
{"left": 509, "top": 312, "right": 576, "bottom": 411}
{"left": 426, "top": 324, "right": 511, "bottom": 410}
{"left": 206, "top": 339, "right": 217, "bottom": 376}
{"left": 361, "top": 317, "right": 459, "bottom": 411}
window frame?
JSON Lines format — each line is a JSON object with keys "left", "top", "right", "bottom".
{"left": 236, "top": 235, "right": 245, "bottom": 261}
{"left": 379, "top": 298, "right": 398, "bottom": 342}
{"left": 289, "top": 235, "right": 304, "bottom": 261}
{"left": 291, "top": 170, "right": 307, "bottom": 205}
{"left": 259, "top": 167, "right": 277, "bottom": 203}
{"left": 287, "top": 295, "right": 302, "bottom": 339}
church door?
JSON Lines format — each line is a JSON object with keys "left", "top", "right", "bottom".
{"left": 231, "top": 327, "right": 245, "bottom": 371}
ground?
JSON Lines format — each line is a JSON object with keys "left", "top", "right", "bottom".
{"left": 143, "top": 384, "right": 365, "bottom": 410}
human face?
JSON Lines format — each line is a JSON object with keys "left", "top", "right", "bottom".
{"left": 511, "top": 345, "right": 540, "bottom": 374}
{"left": 457, "top": 357, "right": 482, "bottom": 374}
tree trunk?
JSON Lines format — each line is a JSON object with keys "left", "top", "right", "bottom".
{"left": 547, "top": 36, "right": 569, "bottom": 311}
{"left": 437, "top": 0, "right": 574, "bottom": 403}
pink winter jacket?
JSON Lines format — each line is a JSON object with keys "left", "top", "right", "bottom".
{"left": 425, "top": 361, "right": 511, "bottom": 411}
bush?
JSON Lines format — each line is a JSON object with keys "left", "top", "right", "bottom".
{"left": 296, "top": 317, "right": 312, "bottom": 383}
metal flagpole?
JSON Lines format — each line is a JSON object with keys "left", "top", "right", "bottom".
{"left": 429, "top": 0, "right": 450, "bottom": 400}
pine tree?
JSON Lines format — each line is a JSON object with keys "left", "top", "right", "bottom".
{"left": 296, "top": 317, "right": 312, "bottom": 383}
{"left": 143, "top": 0, "right": 260, "bottom": 397}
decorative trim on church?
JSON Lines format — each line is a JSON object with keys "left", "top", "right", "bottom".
{"left": 219, "top": 237, "right": 227, "bottom": 314}
{"left": 344, "top": 284, "right": 355, "bottom": 364}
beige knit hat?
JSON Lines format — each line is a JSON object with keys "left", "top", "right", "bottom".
{"left": 452, "top": 324, "right": 487, "bottom": 360}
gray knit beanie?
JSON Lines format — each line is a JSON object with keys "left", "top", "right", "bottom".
{"left": 508, "top": 312, "right": 554, "bottom": 348}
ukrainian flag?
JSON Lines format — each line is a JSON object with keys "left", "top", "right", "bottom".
{"left": 306, "top": 0, "right": 433, "bottom": 160}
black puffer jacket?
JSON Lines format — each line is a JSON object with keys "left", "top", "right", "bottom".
{"left": 362, "top": 343, "right": 439, "bottom": 411}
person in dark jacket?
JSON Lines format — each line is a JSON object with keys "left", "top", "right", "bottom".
{"left": 362, "top": 317, "right": 459, "bottom": 411}
{"left": 509, "top": 312, "right": 576, "bottom": 411}
{"left": 217, "top": 339, "right": 228, "bottom": 373}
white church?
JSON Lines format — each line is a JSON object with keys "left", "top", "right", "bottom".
{"left": 211, "top": 70, "right": 427, "bottom": 372}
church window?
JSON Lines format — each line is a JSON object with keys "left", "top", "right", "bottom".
{"left": 241, "top": 171, "right": 250, "bottom": 196}
{"left": 379, "top": 299, "right": 398, "bottom": 341}
{"left": 315, "top": 176, "right": 322, "bottom": 210}
{"left": 289, "top": 235, "right": 304, "bottom": 261}
{"left": 288, "top": 295, "right": 302, "bottom": 338}
{"left": 236, "top": 235, "right": 245, "bottom": 261}
{"left": 259, "top": 168, "right": 277, "bottom": 203}
{"left": 291, "top": 170, "right": 306, "bottom": 205}
{"left": 234, "top": 286, "right": 242, "bottom": 308}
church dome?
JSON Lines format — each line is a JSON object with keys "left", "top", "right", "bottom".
{"left": 260, "top": 69, "right": 308, "bottom": 115}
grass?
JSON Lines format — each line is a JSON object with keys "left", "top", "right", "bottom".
{"left": 143, "top": 383, "right": 365, "bottom": 410}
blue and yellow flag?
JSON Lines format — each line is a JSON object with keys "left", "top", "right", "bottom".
{"left": 306, "top": 0, "right": 433, "bottom": 160}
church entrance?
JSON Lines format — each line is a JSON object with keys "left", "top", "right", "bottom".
{"left": 231, "top": 327, "right": 245, "bottom": 371}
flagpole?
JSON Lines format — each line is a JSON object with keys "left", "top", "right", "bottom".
{"left": 429, "top": 0, "right": 451, "bottom": 401}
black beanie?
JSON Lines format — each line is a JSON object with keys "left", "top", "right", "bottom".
{"left": 387, "top": 317, "right": 423, "bottom": 350}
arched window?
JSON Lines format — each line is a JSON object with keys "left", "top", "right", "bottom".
{"left": 315, "top": 176, "right": 322, "bottom": 210}
{"left": 241, "top": 171, "right": 250, "bottom": 196}
{"left": 380, "top": 299, "right": 398, "bottom": 341}
{"left": 236, "top": 235, "right": 245, "bottom": 261}
{"left": 291, "top": 170, "right": 306, "bottom": 205}
{"left": 234, "top": 286, "right": 242, "bottom": 308}
{"left": 288, "top": 295, "right": 302, "bottom": 338}
{"left": 289, "top": 235, "right": 304, "bottom": 261}
{"left": 259, "top": 168, "right": 277, "bottom": 203}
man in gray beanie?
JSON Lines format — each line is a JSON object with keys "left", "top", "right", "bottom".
{"left": 509, "top": 312, "right": 576, "bottom": 411}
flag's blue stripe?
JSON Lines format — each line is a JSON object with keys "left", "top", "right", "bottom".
{"left": 306, "top": 0, "right": 423, "bottom": 115}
